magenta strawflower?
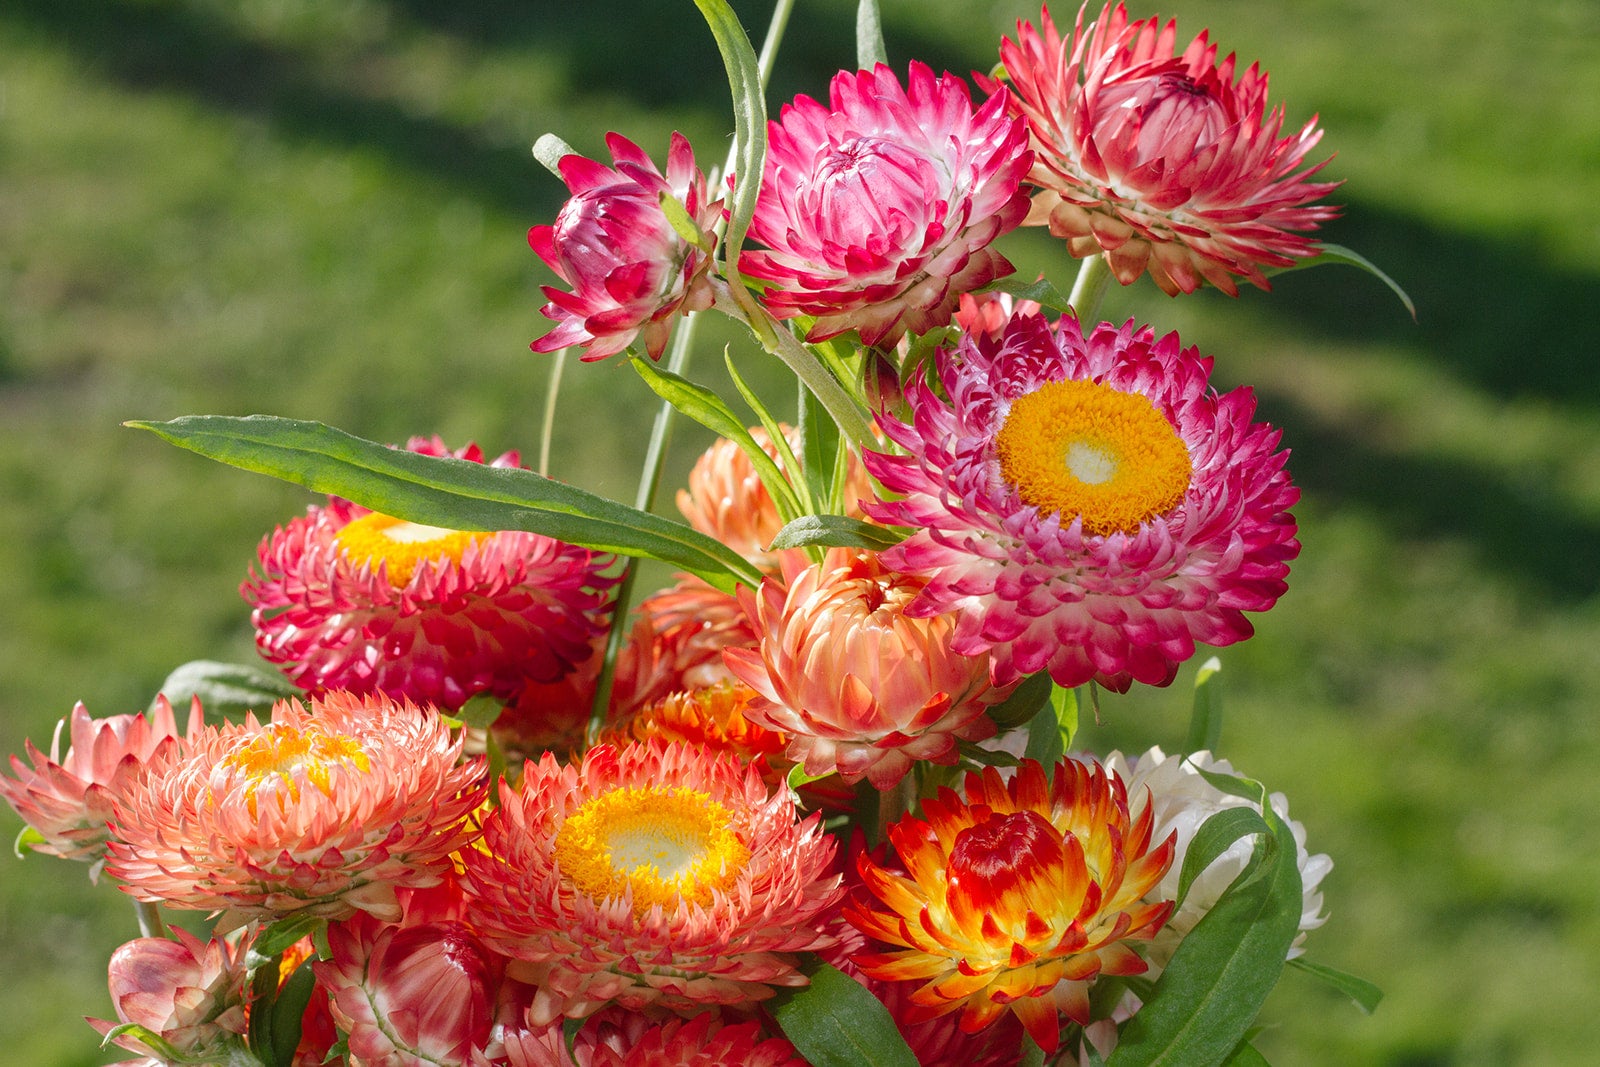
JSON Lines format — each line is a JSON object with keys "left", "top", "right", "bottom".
{"left": 740, "top": 61, "right": 1032, "bottom": 346}
{"left": 997, "top": 3, "right": 1339, "bottom": 295}
{"left": 530, "top": 132, "right": 721, "bottom": 360}
{"left": 244, "top": 436, "right": 615, "bottom": 712}
{"left": 864, "top": 312, "right": 1299, "bottom": 691}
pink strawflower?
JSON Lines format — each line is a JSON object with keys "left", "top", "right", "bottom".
{"left": 740, "top": 62, "right": 1032, "bottom": 346}
{"left": 244, "top": 436, "right": 615, "bottom": 712}
{"left": 459, "top": 741, "right": 840, "bottom": 1022}
{"left": 609, "top": 579, "right": 757, "bottom": 718}
{"left": 316, "top": 913, "right": 501, "bottom": 1067}
{"left": 723, "top": 549, "right": 1006, "bottom": 789}
{"left": 530, "top": 132, "right": 720, "bottom": 360}
{"left": 997, "top": 3, "right": 1339, "bottom": 295}
{"left": 0, "top": 696, "right": 197, "bottom": 869}
{"left": 105, "top": 692, "right": 485, "bottom": 928}
{"left": 89, "top": 928, "right": 250, "bottom": 1064}
{"left": 864, "top": 313, "right": 1299, "bottom": 691}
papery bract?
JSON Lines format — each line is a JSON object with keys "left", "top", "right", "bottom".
{"left": 106, "top": 692, "right": 485, "bottom": 928}
{"left": 724, "top": 549, "right": 1005, "bottom": 789}
{"left": 997, "top": 3, "right": 1339, "bottom": 295}
{"left": 1, "top": 696, "right": 196, "bottom": 868}
{"left": 864, "top": 313, "right": 1299, "bottom": 691}
{"left": 244, "top": 436, "right": 615, "bottom": 712}
{"left": 741, "top": 62, "right": 1031, "bottom": 346}
{"left": 503, "top": 1008, "right": 807, "bottom": 1067}
{"left": 530, "top": 132, "right": 720, "bottom": 360}
{"left": 89, "top": 927, "right": 249, "bottom": 1064}
{"left": 845, "top": 758, "right": 1175, "bottom": 1053}
{"left": 459, "top": 740, "right": 840, "bottom": 1021}
{"left": 316, "top": 912, "right": 501, "bottom": 1067}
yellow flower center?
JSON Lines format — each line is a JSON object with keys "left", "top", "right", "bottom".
{"left": 334, "top": 512, "right": 486, "bottom": 587}
{"left": 552, "top": 786, "right": 750, "bottom": 915}
{"left": 994, "top": 379, "right": 1191, "bottom": 536}
{"left": 218, "top": 722, "right": 371, "bottom": 817}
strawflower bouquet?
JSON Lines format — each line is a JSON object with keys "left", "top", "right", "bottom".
{"left": 3, "top": 2, "right": 1407, "bottom": 1064}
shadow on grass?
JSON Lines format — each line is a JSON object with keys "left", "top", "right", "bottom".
{"left": 8, "top": 0, "right": 1599, "bottom": 602}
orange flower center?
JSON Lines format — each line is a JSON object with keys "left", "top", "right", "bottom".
{"left": 994, "top": 379, "right": 1191, "bottom": 536}
{"left": 218, "top": 722, "right": 370, "bottom": 817}
{"left": 334, "top": 512, "right": 486, "bottom": 587}
{"left": 553, "top": 786, "right": 750, "bottom": 915}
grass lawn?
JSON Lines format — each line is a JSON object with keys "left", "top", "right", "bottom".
{"left": 1, "top": 1, "right": 1596, "bottom": 1064}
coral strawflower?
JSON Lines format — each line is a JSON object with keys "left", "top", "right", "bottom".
{"left": 724, "top": 549, "right": 1006, "bottom": 789}
{"left": 504, "top": 1008, "right": 808, "bottom": 1067}
{"left": 1, "top": 696, "right": 197, "bottom": 869}
{"left": 864, "top": 312, "right": 1299, "bottom": 691}
{"left": 996, "top": 3, "right": 1339, "bottom": 295}
{"left": 459, "top": 741, "right": 840, "bottom": 1022}
{"left": 105, "top": 692, "right": 485, "bottom": 928}
{"left": 244, "top": 436, "right": 615, "bottom": 712}
{"left": 845, "top": 758, "right": 1175, "bottom": 1053}
{"left": 741, "top": 62, "right": 1031, "bottom": 346}
{"left": 530, "top": 132, "right": 720, "bottom": 360}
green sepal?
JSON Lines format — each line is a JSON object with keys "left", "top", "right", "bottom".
{"left": 1286, "top": 957, "right": 1384, "bottom": 1014}
{"left": 769, "top": 958, "right": 920, "bottom": 1067}
{"left": 128, "top": 415, "right": 762, "bottom": 593}
{"left": 532, "top": 132, "right": 578, "bottom": 178}
{"left": 152, "top": 660, "right": 299, "bottom": 721}
{"left": 768, "top": 514, "right": 904, "bottom": 553}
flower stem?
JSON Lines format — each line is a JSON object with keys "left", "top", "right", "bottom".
{"left": 538, "top": 347, "right": 568, "bottom": 478}
{"left": 133, "top": 898, "right": 166, "bottom": 939}
{"left": 1068, "top": 252, "right": 1114, "bottom": 324}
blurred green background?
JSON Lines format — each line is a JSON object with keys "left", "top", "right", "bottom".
{"left": 2, "top": 0, "right": 1596, "bottom": 1063}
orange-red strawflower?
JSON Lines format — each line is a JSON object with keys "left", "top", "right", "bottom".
{"left": 845, "top": 757, "right": 1175, "bottom": 1053}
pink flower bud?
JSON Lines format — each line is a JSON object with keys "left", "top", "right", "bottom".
{"left": 90, "top": 928, "right": 248, "bottom": 1062}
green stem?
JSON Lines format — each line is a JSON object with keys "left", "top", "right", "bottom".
{"left": 538, "top": 347, "right": 568, "bottom": 478}
{"left": 133, "top": 898, "right": 166, "bottom": 939}
{"left": 1068, "top": 252, "right": 1113, "bottom": 324}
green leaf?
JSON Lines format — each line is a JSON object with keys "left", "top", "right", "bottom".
{"left": 982, "top": 274, "right": 1075, "bottom": 316}
{"left": 1107, "top": 780, "right": 1303, "bottom": 1067}
{"left": 691, "top": 0, "right": 765, "bottom": 283}
{"left": 770, "top": 959, "right": 920, "bottom": 1067}
{"left": 448, "top": 693, "right": 506, "bottom": 732}
{"left": 1287, "top": 958, "right": 1385, "bottom": 1014}
{"left": 152, "top": 659, "right": 298, "bottom": 720}
{"left": 856, "top": 0, "right": 888, "bottom": 68}
{"left": 1185, "top": 657, "right": 1224, "bottom": 753}
{"left": 1018, "top": 1033, "right": 1047, "bottom": 1067}
{"left": 1275, "top": 242, "right": 1416, "bottom": 320}
{"left": 1051, "top": 683, "right": 1080, "bottom": 752}
{"left": 799, "top": 383, "right": 841, "bottom": 519}
{"left": 12, "top": 824, "right": 46, "bottom": 859}
{"left": 1022, "top": 689, "right": 1070, "bottom": 768}
{"left": 266, "top": 957, "right": 316, "bottom": 1067}
{"left": 786, "top": 762, "right": 836, "bottom": 790}
{"left": 954, "top": 739, "right": 1021, "bottom": 767}
{"left": 1219, "top": 1039, "right": 1271, "bottom": 1067}
{"left": 630, "top": 357, "right": 803, "bottom": 521}
{"left": 98, "top": 1023, "right": 183, "bottom": 1062}
{"left": 768, "top": 514, "right": 904, "bottom": 553}
{"left": 657, "top": 190, "right": 713, "bottom": 253}
{"left": 987, "top": 669, "right": 1053, "bottom": 729}
{"left": 532, "top": 132, "right": 577, "bottom": 178}
{"left": 128, "top": 415, "right": 763, "bottom": 593}
{"left": 1175, "top": 806, "right": 1271, "bottom": 910}
{"left": 249, "top": 913, "right": 326, "bottom": 964}
{"left": 724, "top": 350, "right": 813, "bottom": 518}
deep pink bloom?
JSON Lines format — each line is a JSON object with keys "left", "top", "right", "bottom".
{"left": 244, "top": 436, "right": 615, "bottom": 712}
{"left": 316, "top": 913, "right": 501, "bottom": 1067}
{"left": 504, "top": 1009, "right": 808, "bottom": 1067}
{"left": 530, "top": 132, "right": 721, "bottom": 360}
{"left": 864, "top": 313, "right": 1299, "bottom": 691}
{"left": 0, "top": 696, "right": 197, "bottom": 868}
{"left": 740, "top": 62, "right": 1032, "bottom": 346}
{"left": 89, "top": 928, "right": 250, "bottom": 1063}
{"left": 998, "top": 3, "right": 1339, "bottom": 294}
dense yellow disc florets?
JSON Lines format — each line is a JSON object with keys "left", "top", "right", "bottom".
{"left": 217, "top": 722, "right": 371, "bottom": 817}
{"left": 995, "top": 379, "right": 1191, "bottom": 536}
{"left": 334, "top": 512, "right": 486, "bottom": 587}
{"left": 552, "top": 786, "right": 750, "bottom": 915}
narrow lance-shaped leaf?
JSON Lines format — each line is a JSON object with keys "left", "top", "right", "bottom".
{"left": 1185, "top": 656, "right": 1224, "bottom": 754}
{"left": 532, "top": 132, "right": 577, "bottom": 178}
{"left": 1271, "top": 242, "right": 1416, "bottom": 320}
{"left": 768, "top": 514, "right": 904, "bottom": 553}
{"left": 1286, "top": 958, "right": 1384, "bottom": 1015}
{"left": 692, "top": 0, "right": 766, "bottom": 288}
{"left": 856, "top": 0, "right": 888, "bottom": 68}
{"left": 128, "top": 416, "right": 763, "bottom": 593}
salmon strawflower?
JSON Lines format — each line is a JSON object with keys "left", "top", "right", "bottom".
{"left": 460, "top": 741, "right": 840, "bottom": 1023}
{"left": 724, "top": 549, "right": 1007, "bottom": 790}
{"left": 1, "top": 696, "right": 197, "bottom": 869}
{"left": 244, "top": 436, "right": 615, "bottom": 712}
{"left": 504, "top": 1008, "right": 808, "bottom": 1067}
{"left": 105, "top": 692, "right": 485, "bottom": 929}
{"left": 996, "top": 3, "right": 1339, "bottom": 295}
{"left": 864, "top": 312, "right": 1299, "bottom": 691}
{"left": 845, "top": 758, "right": 1175, "bottom": 1054}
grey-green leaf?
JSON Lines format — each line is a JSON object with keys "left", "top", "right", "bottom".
{"left": 692, "top": 0, "right": 766, "bottom": 281}
{"left": 128, "top": 415, "right": 763, "bottom": 593}
{"left": 1286, "top": 957, "right": 1385, "bottom": 1014}
{"left": 856, "top": 0, "right": 888, "bottom": 68}
{"left": 768, "top": 514, "right": 904, "bottom": 552}
{"left": 151, "top": 660, "right": 299, "bottom": 720}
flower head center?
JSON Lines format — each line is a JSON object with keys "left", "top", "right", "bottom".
{"left": 334, "top": 512, "right": 486, "bottom": 587}
{"left": 217, "top": 722, "right": 370, "bottom": 817}
{"left": 994, "top": 378, "right": 1191, "bottom": 536}
{"left": 553, "top": 786, "right": 750, "bottom": 915}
